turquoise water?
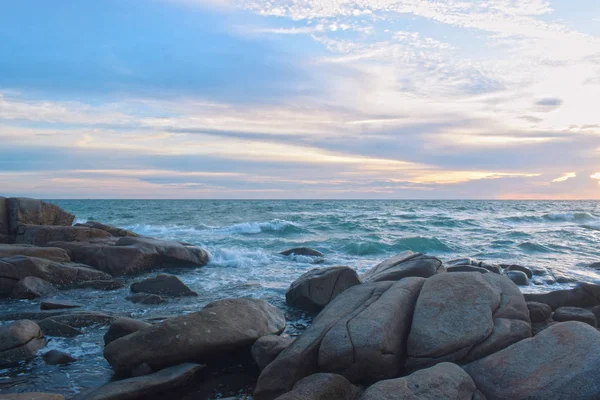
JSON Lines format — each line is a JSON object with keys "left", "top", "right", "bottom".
{"left": 1, "top": 200, "right": 600, "bottom": 397}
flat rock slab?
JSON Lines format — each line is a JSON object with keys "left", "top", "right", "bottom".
{"left": 15, "top": 225, "right": 111, "bottom": 246}
{"left": 524, "top": 283, "right": 600, "bottom": 309}
{"left": 0, "top": 244, "right": 70, "bottom": 262}
{"left": 553, "top": 306, "right": 597, "bottom": 326}
{"left": 0, "top": 394, "right": 65, "bottom": 400}
{"left": 75, "top": 221, "right": 138, "bottom": 238}
{"left": 361, "top": 251, "right": 443, "bottom": 283}
{"left": 130, "top": 274, "right": 197, "bottom": 297}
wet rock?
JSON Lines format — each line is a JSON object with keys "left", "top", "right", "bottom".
{"left": 504, "top": 264, "right": 533, "bottom": 278}
{"left": 504, "top": 270, "right": 529, "bottom": 286}
{"left": 526, "top": 301, "right": 552, "bottom": 323}
{"left": 553, "top": 306, "right": 597, "bottom": 327}
{"left": 0, "top": 196, "right": 8, "bottom": 243}
{"left": 254, "top": 278, "right": 425, "bottom": 400}
{"left": 550, "top": 269, "right": 578, "bottom": 284}
{"left": 6, "top": 197, "right": 74, "bottom": 235}
{"left": 358, "top": 362, "right": 477, "bottom": 400}
{"left": 75, "top": 221, "right": 138, "bottom": 238}
{"left": 280, "top": 248, "right": 324, "bottom": 257}
{"left": 0, "top": 320, "right": 46, "bottom": 366}
{"left": 524, "top": 283, "right": 600, "bottom": 309}
{"left": 44, "top": 312, "right": 115, "bottom": 328}
{"left": 285, "top": 267, "right": 360, "bottom": 312}
{"left": 592, "top": 305, "right": 600, "bottom": 322}
{"left": 0, "top": 394, "right": 65, "bottom": 400}
{"left": 73, "top": 280, "right": 124, "bottom": 291}
{"left": 361, "top": 251, "right": 443, "bottom": 283}
{"left": 126, "top": 293, "right": 165, "bottom": 305}
{"left": 588, "top": 261, "right": 600, "bottom": 269}
{"left": 406, "top": 273, "right": 531, "bottom": 371}
{"left": 104, "top": 298, "right": 285, "bottom": 374}
{"left": 15, "top": 225, "right": 111, "bottom": 246}
{"left": 11, "top": 277, "right": 58, "bottom": 299}
{"left": 72, "top": 363, "right": 204, "bottom": 400}
{"left": 446, "top": 265, "right": 489, "bottom": 274}
{"left": 104, "top": 317, "right": 152, "bottom": 346}
{"left": 465, "top": 321, "right": 600, "bottom": 400}
{"left": 448, "top": 258, "right": 500, "bottom": 274}
{"left": 251, "top": 335, "right": 294, "bottom": 371}
{"left": 48, "top": 236, "right": 209, "bottom": 276}
{"left": 40, "top": 301, "right": 81, "bottom": 310}
{"left": 130, "top": 274, "right": 197, "bottom": 297}
{"left": 0, "top": 244, "right": 70, "bottom": 262}
{"left": 37, "top": 318, "right": 82, "bottom": 337}
{"left": 42, "top": 350, "right": 76, "bottom": 365}
{"left": 276, "top": 373, "right": 358, "bottom": 400}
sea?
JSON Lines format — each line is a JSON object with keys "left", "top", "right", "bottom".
{"left": 1, "top": 199, "right": 600, "bottom": 397}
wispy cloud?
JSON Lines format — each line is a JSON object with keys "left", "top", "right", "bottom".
{"left": 552, "top": 172, "right": 576, "bottom": 183}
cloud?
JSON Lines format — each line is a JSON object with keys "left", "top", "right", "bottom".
{"left": 552, "top": 172, "right": 576, "bottom": 183}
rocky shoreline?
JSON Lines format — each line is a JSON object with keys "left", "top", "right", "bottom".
{"left": 1, "top": 197, "right": 600, "bottom": 399}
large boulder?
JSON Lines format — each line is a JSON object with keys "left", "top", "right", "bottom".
{"left": 104, "top": 318, "right": 152, "bottom": 346}
{"left": 524, "top": 283, "right": 600, "bottom": 309}
{"left": 0, "top": 320, "right": 46, "bottom": 366}
{"left": 285, "top": 267, "right": 360, "bottom": 312}
{"left": 254, "top": 277, "right": 426, "bottom": 400}
{"left": 48, "top": 237, "right": 209, "bottom": 275}
{"left": 465, "top": 321, "right": 600, "bottom": 400}
{"left": 130, "top": 274, "right": 197, "bottom": 297}
{"left": 252, "top": 335, "right": 294, "bottom": 371}
{"left": 361, "top": 251, "right": 443, "bottom": 283}
{"left": 275, "top": 373, "right": 358, "bottom": 400}
{"left": 72, "top": 363, "right": 203, "bottom": 400}
{"left": 553, "top": 306, "right": 597, "bottom": 327}
{"left": 75, "top": 221, "right": 138, "bottom": 237}
{"left": 0, "top": 256, "right": 112, "bottom": 289}
{"left": 6, "top": 198, "right": 74, "bottom": 235}
{"left": 11, "top": 277, "right": 58, "bottom": 299}
{"left": 15, "top": 225, "right": 111, "bottom": 246}
{"left": 0, "top": 244, "right": 70, "bottom": 262}
{"left": 104, "top": 298, "right": 285, "bottom": 374}
{"left": 406, "top": 272, "right": 531, "bottom": 370}
{"left": 358, "top": 362, "right": 478, "bottom": 400}
{"left": 504, "top": 270, "right": 529, "bottom": 286}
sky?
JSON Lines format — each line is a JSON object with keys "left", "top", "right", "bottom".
{"left": 1, "top": 0, "right": 600, "bottom": 199}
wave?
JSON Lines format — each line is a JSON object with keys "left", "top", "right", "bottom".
{"left": 340, "top": 236, "right": 453, "bottom": 256}
{"left": 518, "top": 242, "right": 553, "bottom": 253}
{"left": 582, "top": 222, "right": 600, "bottom": 231}
{"left": 210, "top": 219, "right": 304, "bottom": 235}
{"left": 501, "top": 212, "right": 598, "bottom": 225}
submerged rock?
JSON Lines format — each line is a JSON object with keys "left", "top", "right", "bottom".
{"left": 524, "top": 283, "right": 600, "bottom": 309}
{"left": 0, "top": 320, "right": 46, "bottom": 367}
{"left": 0, "top": 244, "right": 70, "bottom": 262}
{"left": 6, "top": 197, "right": 74, "bottom": 235}
{"left": 126, "top": 293, "right": 165, "bottom": 304}
{"left": 275, "top": 373, "right": 358, "bottom": 400}
{"left": 130, "top": 274, "right": 197, "bottom": 297}
{"left": 553, "top": 306, "right": 597, "bottom": 327}
{"left": 361, "top": 251, "right": 443, "bottom": 283}
{"left": 11, "top": 277, "right": 58, "bottom": 299}
{"left": 42, "top": 350, "right": 76, "bottom": 365}
{"left": 280, "top": 248, "right": 324, "bottom": 257}
{"left": 104, "top": 318, "right": 152, "bottom": 346}
{"left": 285, "top": 266, "right": 360, "bottom": 312}
{"left": 252, "top": 335, "right": 294, "bottom": 371}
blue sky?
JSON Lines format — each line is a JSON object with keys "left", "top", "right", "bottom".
{"left": 1, "top": 0, "right": 600, "bottom": 199}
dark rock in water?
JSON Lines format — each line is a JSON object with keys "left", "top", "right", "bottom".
{"left": 48, "top": 236, "right": 209, "bottom": 276}
{"left": 104, "top": 317, "right": 152, "bottom": 346}
{"left": 44, "top": 312, "right": 115, "bottom": 328}
{"left": 0, "top": 311, "right": 68, "bottom": 321}
{"left": 75, "top": 221, "right": 138, "bottom": 238}
{"left": 251, "top": 335, "right": 294, "bottom": 371}
{"left": 592, "top": 305, "right": 600, "bottom": 322}
{"left": 504, "top": 270, "right": 529, "bottom": 286}
{"left": 37, "top": 318, "right": 83, "bottom": 337}
{"left": 358, "top": 362, "right": 477, "bottom": 400}
{"left": 588, "top": 261, "right": 600, "bottom": 269}
{"left": 465, "top": 321, "right": 600, "bottom": 400}
{"left": 446, "top": 265, "right": 489, "bottom": 274}
{"left": 11, "top": 277, "right": 58, "bottom": 299}
{"left": 524, "top": 283, "right": 600, "bottom": 309}
{"left": 104, "top": 298, "right": 285, "bottom": 375}
{"left": 504, "top": 264, "right": 533, "bottom": 278}
{"left": 254, "top": 278, "right": 425, "bottom": 400}
{"left": 361, "top": 251, "right": 443, "bottom": 283}
{"left": 280, "top": 247, "right": 324, "bottom": 257}
{"left": 126, "top": 293, "right": 165, "bottom": 305}
{"left": 72, "top": 363, "right": 204, "bottom": 400}
{"left": 526, "top": 301, "right": 552, "bottom": 323}
{"left": 553, "top": 306, "right": 597, "bottom": 327}
{"left": 6, "top": 197, "right": 75, "bottom": 235}
{"left": 0, "top": 320, "right": 46, "bottom": 367}
{"left": 40, "top": 301, "right": 81, "bottom": 310}
{"left": 406, "top": 272, "right": 531, "bottom": 371}
{"left": 15, "top": 224, "right": 111, "bottom": 246}
{"left": 131, "top": 274, "right": 197, "bottom": 297}
{"left": 0, "top": 244, "right": 70, "bottom": 262}
{"left": 0, "top": 393, "right": 65, "bottom": 400}
{"left": 73, "top": 280, "right": 124, "bottom": 291}
{"left": 42, "top": 350, "right": 76, "bottom": 365}
{"left": 285, "top": 266, "right": 360, "bottom": 312}
{"left": 276, "top": 373, "right": 358, "bottom": 400}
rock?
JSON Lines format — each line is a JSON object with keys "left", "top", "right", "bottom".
{"left": 285, "top": 267, "right": 360, "bottom": 312}
{"left": 0, "top": 394, "right": 65, "bottom": 400}
{"left": 504, "top": 270, "right": 529, "bottom": 286}
{"left": 406, "top": 272, "right": 531, "bottom": 371}
{"left": 358, "top": 362, "right": 478, "bottom": 400}
{"left": 252, "top": 335, "right": 294, "bottom": 371}
{"left": 104, "top": 298, "right": 285, "bottom": 374}
{"left": 275, "top": 373, "right": 358, "bottom": 400}
{"left": 0, "top": 320, "right": 46, "bottom": 366}
{"left": 280, "top": 248, "right": 324, "bottom": 257}
{"left": 75, "top": 221, "right": 138, "bottom": 237}
{"left": 73, "top": 280, "right": 124, "bottom": 291}
{"left": 15, "top": 225, "right": 111, "bottom": 246}
{"left": 465, "top": 321, "right": 600, "bottom": 400}
{"left": 40, "top": 301, "right": 81, "bottom": 310}
{"left": 254, "top": 278, "right": 425, "bottom": 400}
{"left": 361, "top": 251, "right": 443, "bottom": 283}
{"left": 592, "top": 305, "right": 600, "bottom": 322}
{"left": 72, "top": 363, "right": 204, "bottom": 400}
{"left": 104, "top": 318, "right": 152, "bottom": 346}
{"left": 553, "top": 306, "right": 597, "bottom": 327}
{"left": 448, "top": 258, "right": 500, "bottom": 274}
{"left": 446, "top": 265, "right": 489, "bottom": 274}
{"left": 550, "top": 269, "right": 578, "bottom": 284}
{"left": 0, "top": 256, "right": 112, "bottom": 288}
{"left": 42, "top": 350, "right": 76, "bottom": 365}
{"left": 588, "top": 261, "right": 600, "bottom": 269}
{"left": 126, "top": 293, "right": 165, "bottom": 305}
{"left": 130, "top": 274, "right": 197, "bottom": 297}
{"left": 524, "top": 283, "right": 600, "bottom": 309}
{"left": 504, "top": 264, "right": 533, "bottom": 278}
{"left": 479, "top": 262, "right": 501, "bottom": 274}
{"left": 0, "top": 196, "right": 8, "bottom": 243}
{"left": 0, "top": 244, "right": 70, "bottom": 262}
{"left": 526, "top": 301, "right": 552, "bottom": 323}
{"left": 37, "top": 318, "right": 82, "bottom": 337}
{"left": 48, "top": 236, "right": 209, "bottom": 276}
{"left": 10, "top": 277, "right": 58, "bottom": 299}
{"left": 43, "top": 312, "right": 115, "bottom": 328}
{"left": 6, "top": 197, "right": 75, "bottom": 235}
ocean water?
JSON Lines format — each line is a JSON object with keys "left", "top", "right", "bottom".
{"left": 2, "top": 199, "right": 600, "bottom": 397}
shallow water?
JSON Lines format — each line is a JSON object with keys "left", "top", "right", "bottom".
{"left": 1, "top": 200, "right": 600, "bottom": 397}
